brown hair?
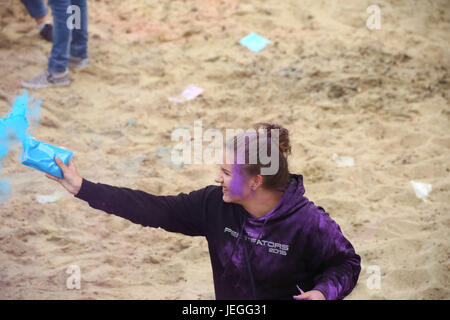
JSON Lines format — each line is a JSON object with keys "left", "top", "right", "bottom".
{"left": 226, "top": 123, "right": 291, "bottom": 192}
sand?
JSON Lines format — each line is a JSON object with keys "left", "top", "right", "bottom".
{"left": 0, "top": 0, "right": 449, "bottom": 299}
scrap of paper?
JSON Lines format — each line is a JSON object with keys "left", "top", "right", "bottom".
{"left": 410, "top": 180, "right": 432, "bottom": 201}
{"left": 239, "top": 32, "right": 270, "bottom": 52}
{"left": 36, "top": 191, "right": 66, "bottom": 204}
{"left": 169, "top": 84, "right": 204, "bottom": 103}
{"left": 182, "top": 84, "right": 204, "bottom": 101}
{"left": 332, "top": 153, "right": 355, "bottom": 167}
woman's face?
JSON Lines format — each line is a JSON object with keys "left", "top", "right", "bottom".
{"left": 215, "top": 163, "right": 252, "bottom": 204}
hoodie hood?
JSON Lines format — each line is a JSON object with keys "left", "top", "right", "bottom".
{"left": 244, "top": 174, "right": 309, "bottom": 226}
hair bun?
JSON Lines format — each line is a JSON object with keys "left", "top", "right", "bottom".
{"left": 255, "top": 122, "right": 291, "bottom": 156}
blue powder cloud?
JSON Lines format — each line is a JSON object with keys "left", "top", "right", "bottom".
{"left": 0, "top": 90, "right": 41, "bottom": 203}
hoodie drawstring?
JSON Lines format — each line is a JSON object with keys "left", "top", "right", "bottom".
{"left": 220, "top": 215, "right": 247, "bottom": 282}
{"left": 243, "top": 236, "right": 257, "bottom": 299}
{"left": 234, "top": 217, "right": 270, "bottom": 299}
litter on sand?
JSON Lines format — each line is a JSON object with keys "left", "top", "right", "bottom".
{"left": 239, "top": 32, "right": 270, "bottom": 52}
{"left": 410, "top": 180, "right": 432, "bottom": 201}
{"left": 169, "top": 85, "right": 204, "bottom": 103}
{"left": 182, "top": 85, "right": 204, "bottom": 101}
{"left": 36, "top": 191, "right": 66, "bottom": 203}
{"left": 332, "top": 153, "right": 355, "bottom": 167}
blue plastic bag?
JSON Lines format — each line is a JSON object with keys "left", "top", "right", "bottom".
{"left": 21, "top": 137, "right": 73, "bottom": 179}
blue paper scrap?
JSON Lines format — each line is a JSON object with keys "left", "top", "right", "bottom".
{"left": 239, "top": 33, "right": 270, "bottom": 52}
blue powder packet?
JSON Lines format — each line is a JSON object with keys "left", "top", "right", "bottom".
{"left": 21, "top": 137, "right": 73, "bottom": 179}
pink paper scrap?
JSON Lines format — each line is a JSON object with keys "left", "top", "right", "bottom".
{"left": 181, "top": 85, "right": 204, "bottom": 101}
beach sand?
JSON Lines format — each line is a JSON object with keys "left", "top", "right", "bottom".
{"left": 0, "top": 0, "right": 449, "bottom": 299}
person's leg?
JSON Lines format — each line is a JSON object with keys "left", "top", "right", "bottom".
{"left": 20, "top": 0, "right": 52, "bottom": 41}
{"left": 21, "top": 0, "right": 71, "bottom": 88}
{"left": 20, "top": 0, "right": 48, "bottom": 20}
{"left": 47, "top": 0, "right": 72, "bottom": 74}
{"left": 69, "top": 0, "right": 88, "bottom": 59}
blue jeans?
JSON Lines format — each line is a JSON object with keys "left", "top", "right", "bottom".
{"left": 48, "top": 0, "right": 88, "bottom": 73}
{"left": 20, "top": 0, "right": 48, "bottom": 19}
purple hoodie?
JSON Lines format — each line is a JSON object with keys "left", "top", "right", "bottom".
{"left": 75, "top": 174, "right": 361, "bottom": 300}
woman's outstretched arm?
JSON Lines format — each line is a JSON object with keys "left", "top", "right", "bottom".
{"left": 45, "top": 157, "right": 209, "bottom": 237}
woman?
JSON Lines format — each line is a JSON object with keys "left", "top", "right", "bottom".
{"left": 45, "top": 123, "right": 361, "bottom": 300}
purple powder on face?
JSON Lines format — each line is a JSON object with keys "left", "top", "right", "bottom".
{"left": 229, "top": 165, "right": 245, "bottom": 197}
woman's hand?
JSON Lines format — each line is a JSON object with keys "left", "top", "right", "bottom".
{"left": 45, "top": 156, "right": 83, "bottom": 195}
{"left": 293, "top": 289, "right": 326, "bottom": 300}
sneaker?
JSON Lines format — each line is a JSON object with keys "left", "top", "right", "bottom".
{"left": 21, "top": 70, "right": 70, "bottom": 89}
{"left": 68, "top": 56, "right": 90, "bottom": 68}
{"left": 39, "top": 23, "right": 53, "bottom": 42}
